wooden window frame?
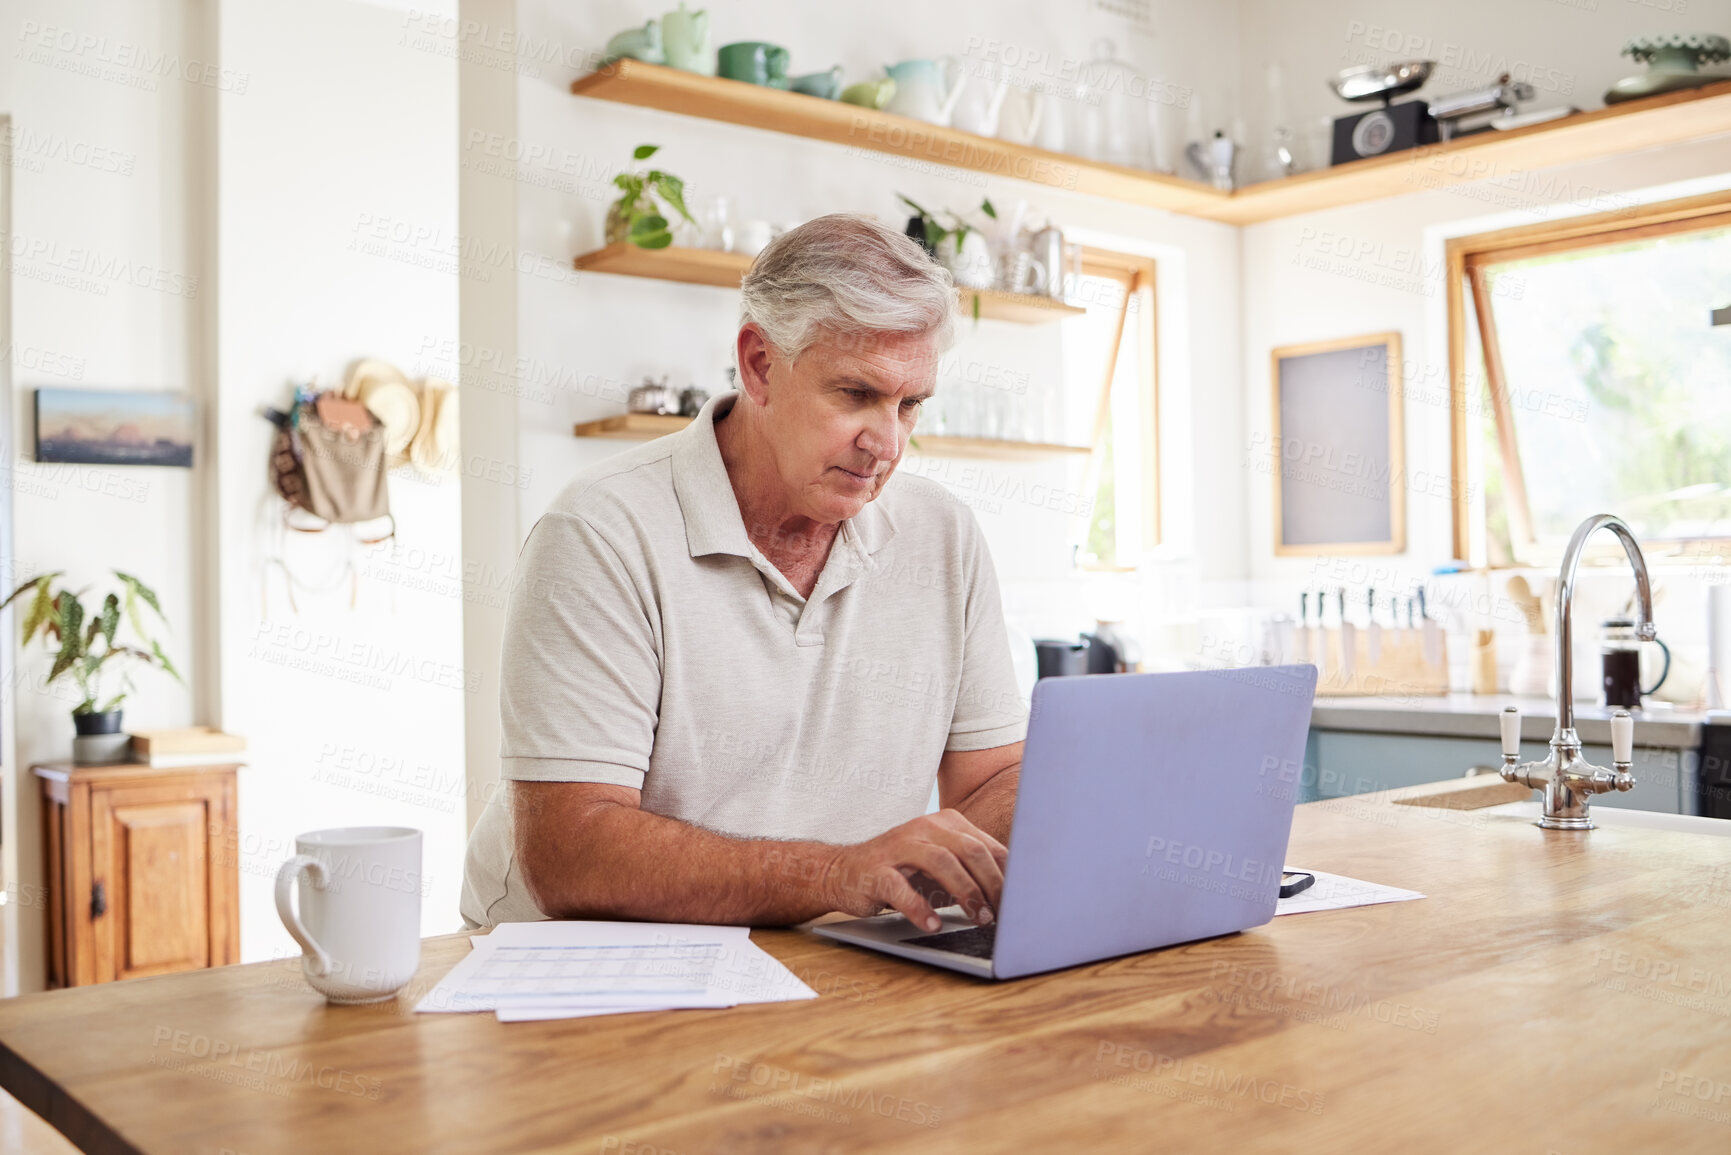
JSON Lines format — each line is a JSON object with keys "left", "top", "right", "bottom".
{"left": 1269, "top": 331, "right": 1407, "bottom": 558}
{"left": 1074, "top": 247, "right": 1160, "bottom": 568}
{"left": 1446, "top": 188, "right": 1731, "bottom": 564}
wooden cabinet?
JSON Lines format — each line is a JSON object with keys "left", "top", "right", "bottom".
{"left": 34, "top": 762, "right": 240, "bottom": 988}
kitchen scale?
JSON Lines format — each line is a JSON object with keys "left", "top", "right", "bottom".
{"left": 1328, "top": 60, "right": 1439, "bottom": 164}
{"left": 1329, "top": 62, "right": 1573, "bottom": 163}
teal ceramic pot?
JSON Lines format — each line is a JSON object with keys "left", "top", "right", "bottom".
{"left": 791, "top": 65, "right": 844, "bottom": 99}
{"left": 604, "top": 20, "right": 664, "bottom": 65}
{"left": 661, "top": 2, "right": 711, "bottom": 75}
{"left": 717, "top": 41, "right": 790, "bottom": 88}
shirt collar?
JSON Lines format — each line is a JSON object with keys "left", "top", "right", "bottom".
{"left": 671, "top": 391, "right": 898, "bottom": 561}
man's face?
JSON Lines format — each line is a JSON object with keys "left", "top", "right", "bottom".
{"left": 749, "top": 326, "right": 939, "bottom": 525}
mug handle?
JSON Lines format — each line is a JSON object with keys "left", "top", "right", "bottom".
{"left": 1642, "top": 637, "right": 1672, "bottom": 696}
{"left": 275, "top": 855, "right": 334, "bottom": 977}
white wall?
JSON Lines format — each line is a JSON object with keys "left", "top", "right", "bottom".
{"left": 1239, "top": 135, "right": 1731, "bottom": 697}
{"left": 0, "top": 0, "right": 208, "bottom": 993}
{"left": 213, "top": 0, "right": 468, "bottom": 963}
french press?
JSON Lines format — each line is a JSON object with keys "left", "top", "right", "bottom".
{"left": 1600, "top": 617, "right": 1670, "bottom": 708}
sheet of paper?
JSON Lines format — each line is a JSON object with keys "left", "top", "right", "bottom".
{"left": 415, "top": 920, "right": 742, "bottom": 1014}
{"left": 495, "top": 934, "right": 818, "bottom": 1022}
{"left": 1275, "top": 869, "right": 1425, "bottom": 916}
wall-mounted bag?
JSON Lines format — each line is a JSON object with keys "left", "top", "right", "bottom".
{"left": 268, "top": 394, "right": 394, "bottom": 540}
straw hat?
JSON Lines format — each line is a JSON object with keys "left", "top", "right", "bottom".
{"left": 343, "top": 358, "right": 419, "bottom": 461}
{"left": 410, "top": 379, "right": 460, "bottom": 474}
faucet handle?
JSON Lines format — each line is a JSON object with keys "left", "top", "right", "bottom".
{"left": 1500, "top": 706, "right": 1522, "bottom": 780}
{"left": 1611, "top": 709, "right": 1633, "bottom": 766}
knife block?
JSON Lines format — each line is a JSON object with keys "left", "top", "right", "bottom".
{"left": 1296, "top": 626, "right": 1449, "bottom": 698}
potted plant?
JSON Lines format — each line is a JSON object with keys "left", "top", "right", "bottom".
{"left": 898, "top": 193, "right": 997, "bottom": 292}
{"left": 605, "top": 144, "right": 696, "bottom": 249}
{"left": 2, "top": 570, "right": 181, "bottom": 763}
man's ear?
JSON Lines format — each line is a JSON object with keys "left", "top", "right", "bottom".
{"left": 735, "top": 324, "right": 775, "bottom": 406}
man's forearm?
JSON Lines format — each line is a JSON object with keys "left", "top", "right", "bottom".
{"left": 521, "top": 799, "right": 846, "bottom": 925}
{"left": 951, "top": 764, "right": 1019, "bottom": 844}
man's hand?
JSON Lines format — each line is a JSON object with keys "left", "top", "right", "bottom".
{"left": 823, "top": 809, "right": 1007, "bottom": 933}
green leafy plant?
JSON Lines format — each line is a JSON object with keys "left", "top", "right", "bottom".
{"left": 607, "top": 144, "right": 695, "bottom": 250}
{"left": 1, "top": 570, "right": 181, "bottom": 715}
{"left": 897, "top": 193, "right": 996, "bottom": 255}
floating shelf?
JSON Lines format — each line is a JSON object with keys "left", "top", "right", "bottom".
{"left": 574, "top": 243, "right": 748, "bottom": 286}
{"left": 573, "top": 61, "right": 1731, "bottom": 225}
{"left": 573, "top": 243, "right": 1085, "bottom": 323}
{"left": 572, "top": 411, "right": 1090, "bottom": 460}
{"left": 571, "top": 412, "right": 692, "bottom": 440}
{"left": 961, "top": 289, "right": 1085, "bottom": 324}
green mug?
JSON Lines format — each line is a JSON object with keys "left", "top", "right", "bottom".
{"left": 717, "top": 41, "right": 790, "bottom": 88}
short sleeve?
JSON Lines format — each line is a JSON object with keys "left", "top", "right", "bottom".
{"left": 946, "top": 524, "right": 1029, "bottom": 752}
{"left": 498, "top": 511, "right": 661, "bottom": 787}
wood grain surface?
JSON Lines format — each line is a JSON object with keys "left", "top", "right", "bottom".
{"left": 3, "top": 783, "right": 1730, "bottom": 1153}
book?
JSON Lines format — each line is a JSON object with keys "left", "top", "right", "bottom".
{"left": 136, "top": 750, "right": 248, "bottom": 769}
{"left": 130, "top": 727, "right": 246, "bottom": 756}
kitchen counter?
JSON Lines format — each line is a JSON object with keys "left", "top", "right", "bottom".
{"left": 3, "top": 777, "right": 1730, "bottom": 1152}
{"left": 1313, "top": 693, "right": 1713, "bottom": 749}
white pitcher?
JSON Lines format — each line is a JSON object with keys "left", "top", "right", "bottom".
{"left": 952, "top": 62, "right": 1010, "bottom": 137}
{"left": 885, "top": 58, "right": 964, "bottom": 126}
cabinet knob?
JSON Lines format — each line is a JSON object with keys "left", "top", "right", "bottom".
{"left": 90, "top": 881, "right": 106, "bottom": 919}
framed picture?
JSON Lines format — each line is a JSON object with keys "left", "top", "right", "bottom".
{"left": 34, "top": 388, "right": 194, "bottom": 468}
{"left": 1270, "top": 332, "right": 1405, "bottom": 556}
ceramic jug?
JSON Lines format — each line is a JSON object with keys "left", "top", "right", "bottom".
{"left": 840, "top": 77, "right": 896, "bottom": 109}
{"left": 884, "top": 58, "right": 964, "bottom": 125}
{"left": 661, "top": 3, "right": 710, "bottom": 75}
{"left": 952, "top": 62, "right": 1009, "bottom": 137}
{"left": 604, "top": 20, "right": 664, "bottom": 65}
{"left": 997, "top": 85, "right": 1048, "bottom": 146}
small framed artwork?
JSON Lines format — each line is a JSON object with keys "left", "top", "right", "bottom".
{"left": 1270, "top": 332, "right": 1405, "bottom": 556}
{"left": 34, "top": 388, "right": 195, "bottom": 467}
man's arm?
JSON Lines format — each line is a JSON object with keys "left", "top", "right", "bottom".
{"left": 513, "top": 781, "right": 1006, "bottom": 932}
{"left": 937, "top": 741, "right": 1022, "bottom": 844}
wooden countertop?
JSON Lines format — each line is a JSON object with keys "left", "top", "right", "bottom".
{"left": 3, "top": 781, "right": 1730, "bottom": 1153}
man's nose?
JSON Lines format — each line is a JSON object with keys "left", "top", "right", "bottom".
{"left": 859, "top": 406, "right": 902, "bottom": 461}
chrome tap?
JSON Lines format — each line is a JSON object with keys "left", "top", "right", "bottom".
{"left": 1500, "top": 513, "right": 1653, "bottom": 828}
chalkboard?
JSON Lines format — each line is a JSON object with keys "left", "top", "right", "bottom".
{"left": 1270, "top": 333, "right": 1405, "bottom": 555}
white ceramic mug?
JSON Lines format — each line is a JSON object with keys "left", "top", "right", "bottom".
{"left": 275, "top": 826, "right": 422, "bottom": 1004}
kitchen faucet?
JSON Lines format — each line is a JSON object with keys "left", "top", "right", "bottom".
{"left": 1499, "top": 513, "right": 1652, "bottom": 829}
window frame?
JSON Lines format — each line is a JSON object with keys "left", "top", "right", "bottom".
{"left": 1072, "top": 247, "right": 1160, "bottom": 569}
{"left": 1446, "top": 188, "right": 1731, "bottom": 566}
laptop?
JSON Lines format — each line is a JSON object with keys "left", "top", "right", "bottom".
{"left": 812, "top": 664, "right": 1318, "bottom": 979}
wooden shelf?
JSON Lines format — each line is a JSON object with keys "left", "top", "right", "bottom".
{"left": 574, "top": 243, "right": 749, "bottom": 286}
{"left": 573, "top": 61, "right": 1731, "bottom": 225}
{"left": 573, "top": 243, "right": 1087, "bottom": 323}
{"left": 963, "top": 289, "right": 1085, "bottom": 324}
{"left": 572, "top": 60, "right": 1226, "bottom": 216}
{"left": 572, "top": 411, "right": 1090, "bottom": 460}
{"left": 908, "top": 435, "right": 1091, "bottom": 460}
{"left": 571, "top": 412, "right": 693, "bottom": 440}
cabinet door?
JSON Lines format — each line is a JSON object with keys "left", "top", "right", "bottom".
{"left": 89, "top": 777, "right": 235, "bottom": 982}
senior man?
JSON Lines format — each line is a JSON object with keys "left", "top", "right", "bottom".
{"left": 461, "top": 213, "right": 1026, "bottom": 934}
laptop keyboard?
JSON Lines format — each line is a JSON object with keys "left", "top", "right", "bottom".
{"left": 902, "top": 923, "right": 997, "bottom": 959}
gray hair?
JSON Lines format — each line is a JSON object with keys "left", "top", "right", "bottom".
{"left": 739, "top": 213, "right": 955, "bottom": 364}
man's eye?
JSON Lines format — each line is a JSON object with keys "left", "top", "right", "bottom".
{"left": 902, "top": 398, "right": 924, "bottom": 410}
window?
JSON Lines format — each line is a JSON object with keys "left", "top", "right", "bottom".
{"left": 1066, "top": 249, "right": 1158, "bottom": 568}
{"left": 1449, "top": 191, "right": 1731, "bottom": 565}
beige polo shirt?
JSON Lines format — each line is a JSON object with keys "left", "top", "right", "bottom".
{"left": 460, "top": 392, "right": 1028, "bottom": 928}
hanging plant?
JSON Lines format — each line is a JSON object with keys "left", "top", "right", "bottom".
{"left": 606, "top": 144, "right": 696, "bottom": 249}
